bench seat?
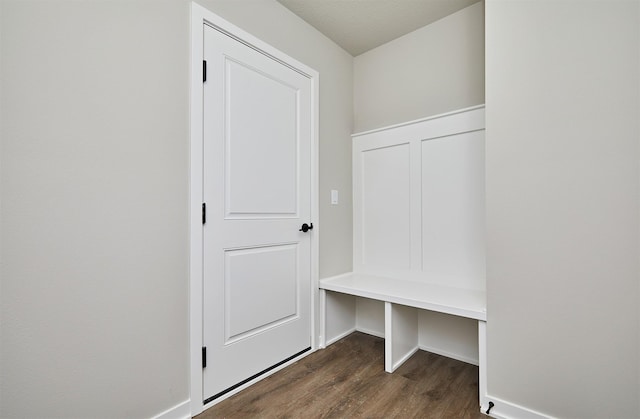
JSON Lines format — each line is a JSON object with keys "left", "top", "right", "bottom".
{"left": 319, "top": 272, "right": 486, "bottom": 321}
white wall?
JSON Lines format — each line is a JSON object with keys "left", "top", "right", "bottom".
{"left": 353, "top": 1, "right": 484, "bottom": 133}
{"left": 485, "top": 1, "right": 640, "bottom": 417}
{"left": 1, "top": 2, "right": 190, "bottom": 417}
{"left": 0, "top": 0, "right": 352, "bottom": 417}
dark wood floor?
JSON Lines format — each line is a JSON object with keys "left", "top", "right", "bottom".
{"left": 197, "top": 332, "right": 487, "bottom": 418}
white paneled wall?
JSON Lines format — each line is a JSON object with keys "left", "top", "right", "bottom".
{"left": 361, "top": 144, "right": 412, "bottom": 269}
{"left": 353, "top": 106, "right": 485, "bottom": 289}
{"left": 421, "top": 130, "right": 485, "bottom": 289}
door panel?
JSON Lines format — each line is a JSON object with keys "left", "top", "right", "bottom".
{"left": 225, "top": 59, "right": 299, "bottom": 217}
{"left": 224, "top": 244, "right": 298, "bottom": 342}
{"left": 202, "top": 24, "right": 312, "bottom": 402}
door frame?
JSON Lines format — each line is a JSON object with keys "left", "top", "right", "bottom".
{"left": 189, "top": 3, "right": 319, "bottom": 416}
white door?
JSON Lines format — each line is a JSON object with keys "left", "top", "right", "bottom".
{"left": 202, "top": 24, "right": 313, "bottom": 403}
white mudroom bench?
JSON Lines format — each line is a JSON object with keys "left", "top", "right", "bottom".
{"left": 319, "top": 105, "right": 488, "bottom": 411}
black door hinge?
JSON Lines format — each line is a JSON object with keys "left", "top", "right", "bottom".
{"left": 203, "top": 60, "right": 207, "bottom": 82}
{"left": 202, "top": 347, "right": 207, "bottom": 368}
{"left": 202, "top": 203, "right": 206, "bottom": 224}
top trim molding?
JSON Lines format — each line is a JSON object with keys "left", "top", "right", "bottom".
{"left": 352, "top": 104, "right": 485, "bottom": 138}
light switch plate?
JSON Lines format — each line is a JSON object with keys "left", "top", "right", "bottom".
{"left": 331, "top": 189, "right": 339, "bottom": 205}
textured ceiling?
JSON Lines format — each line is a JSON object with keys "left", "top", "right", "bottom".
{"left": 277, "top": 0, "right": 480, "bottom": 56}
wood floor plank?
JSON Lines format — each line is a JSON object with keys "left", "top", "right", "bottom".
{"left": 196, "top": 332, "right": 487, "bottom": 419}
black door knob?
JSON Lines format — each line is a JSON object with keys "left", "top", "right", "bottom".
{"left": 299, "top": 223, "right": 313, "bottom": 233}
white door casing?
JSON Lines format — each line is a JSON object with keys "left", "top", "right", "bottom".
{"left": 190, "top": 4, "right": 319, "bottom": 415}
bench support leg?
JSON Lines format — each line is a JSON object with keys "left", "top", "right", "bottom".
{"left": 319, "top": 289, "right": 326, "bottom": 348}
{"left": 478, "top": 320, "right": 488, "bottom": 411}
{"left": 385, "top": 302, "right": 419, "bottom": 373}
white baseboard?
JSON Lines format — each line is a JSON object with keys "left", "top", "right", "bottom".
{"left": 152, "top": 399, "right": 191, "bottom": 419}
{"left": 484, "top": 395, "right": 552, "bottom": 419}
{"left": 355, "top": 327, "right": 385, "bottom": 339}
{"left": 325, "top": 327, "right": 387, "bottom": 347}
{"left": 391, "top": 346, "right": 419, "bottom": 371}
{"left": 418, "top": 344, "right": 479, "bottom": 366}
{"left": 325, "top": 327, "right": 357, "bottom": 346}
